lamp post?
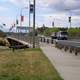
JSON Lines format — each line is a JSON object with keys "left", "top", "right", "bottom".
{"left": 29, "top": 0, "right": 31, "bottom": 33}
{"left": 29, "top": 0, "right": 36, "bottom": 48}
{"left": 33, "top": 0, "right": 36, "bottom": 48}
{"left": 68, "top": 10, "right": 72, "bottom": 28}
{"left": 65, "top": 9, "right": 72, "bottom": 28}
{"left": 20, "top": 8, "right": 22, "bottom": 27}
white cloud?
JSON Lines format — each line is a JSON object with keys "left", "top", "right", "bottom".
{"left": 8, "top": 0, "right": 29, "bottom": 7}
{"left": 36, "top": 12, "right": 80, "bottom": 27}
{"left": 0, "top": 6, "right": 8, "bottom": 11}
{"left": 0, "top": 16, "right": 14, "bottom": 27}
{"left": 2, "top": 0, "right": 80, "bottom": 11}
{"left": 0, "top": 0, "right": 80, "bottom": 29}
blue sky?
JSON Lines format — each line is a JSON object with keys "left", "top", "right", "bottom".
{"left": 0, "top": 0, "right": 80, "bottom": 32}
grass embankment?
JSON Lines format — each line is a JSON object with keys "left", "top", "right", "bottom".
{"left": 0, "top": 48, "right": 63, "bottom": 80}
{"left": 67, "top": 28, "right": 80, "bottom": 38}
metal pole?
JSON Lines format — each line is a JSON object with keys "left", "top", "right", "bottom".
{"left": 29, "top": 0, "right": 31, "bottom": 33}
{"left": 69, "top": 10, "right": 72, "bottom": 28}
{"left": 65, "top": 9, "right": 72, "bottom": 28}
{"left": 33, "top": 0, "right": 35, "bottom": 48}
{"left": 70, "top": 18, "right": 71, "bottom": 28}
{"left": 29, "top": 0, "right": 31, "bottom": 44}
{"left": 20, "top": 9, "right": 22, "bottom": 27}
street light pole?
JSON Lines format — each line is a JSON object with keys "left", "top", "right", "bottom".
{"left": 33, "top": 0, "right": 36, "bottom": 48}
{"left": 29, "top": 0, "right": 31, "bottom": 33}
{"left": 20, "top": 8, "right": 22, "bottom": 27}
{"left": 65, "top": 9, "right": 72, "bottom": 28}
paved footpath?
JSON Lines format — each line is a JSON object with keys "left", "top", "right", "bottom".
{"left": 40, "top": 42, "right": 80, "bottom": 80}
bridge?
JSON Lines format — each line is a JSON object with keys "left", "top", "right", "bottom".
{"left": 7, "top": 37, "right": 32, "bottom": 51}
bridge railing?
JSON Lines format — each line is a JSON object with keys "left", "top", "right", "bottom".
{"left": 7, "top": 34, "right": 40, "bottom": 48}
{"left": 39, "top": 36, "right": 54, "bottom": 44}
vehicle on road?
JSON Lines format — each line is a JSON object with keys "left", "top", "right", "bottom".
{"left": 57, "top": 31, "right": 68, "bottom": 40}
{"left": 51, "top": 31, "right": 68, "bottom": 40}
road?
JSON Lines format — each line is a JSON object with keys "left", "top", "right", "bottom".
{"left": 40, "top": 42, "right": 80, "bottom": 80}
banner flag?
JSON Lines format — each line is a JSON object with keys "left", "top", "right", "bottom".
{"left": 21, "top": 15, "right": 24, "bottom": 22}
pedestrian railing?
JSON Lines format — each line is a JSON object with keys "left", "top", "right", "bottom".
{"left": 39, "top": 36, "right": 54, "bottom": 44}
{"left": 55, "top": 40, "right": 80, "bottom": 55}
{"left": 39, "top": 36, "right": 80, "bottom": 56}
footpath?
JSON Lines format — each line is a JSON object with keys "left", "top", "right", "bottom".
{"left": 40, "top": 42, "right": 80, "bottom": 80}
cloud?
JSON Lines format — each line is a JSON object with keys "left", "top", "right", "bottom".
{"left": 36, "top": 0, "right": 80, "bottom": 16}
{"left": 0, "top": 6, "right": 8, "bottom": 11}
{"left": 4, "top": 0, "right": 29, "bottom": 7}
{"left": 36, "top": 12, "right": 80, "bottom": 27}
{"left": 37, "top": 0, "right": 80, "bottom": 17}
{"left": 41, "top": 0, "right": 80, "bottom": 10}
{"left": 1, "top": 0, "right": 80, "bottom": 28}
{"left": 3, "top": 0, "right": 80, "bottom": 11}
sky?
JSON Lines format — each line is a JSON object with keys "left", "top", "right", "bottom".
{"left": 0, "top": 0, "right": 80, "bottom": 32}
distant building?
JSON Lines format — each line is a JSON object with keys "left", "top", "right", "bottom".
{"left": 16, "top": 26, "right": 33, "bottom": 33}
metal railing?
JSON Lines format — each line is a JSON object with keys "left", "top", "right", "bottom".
{"left": 7, "top": 33, "right": 40, "bottom": 48}
{"left": 39, "top": 36, "right": 80, "bottom": 55}
{"left": 55, "top": 40, "right": 80, "bottom": 55}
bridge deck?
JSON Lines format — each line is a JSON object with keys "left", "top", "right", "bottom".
{"left": 7, "top": 37, "right": 32, "bottom": 48}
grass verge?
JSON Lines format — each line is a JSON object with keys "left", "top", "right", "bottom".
{"left": 0, "top": 48, "right": 63, "bottom": 80}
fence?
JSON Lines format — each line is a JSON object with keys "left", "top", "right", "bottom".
{"left": 39, "top": 36, "right": 80, "bottom": 56}
{"left": 55, "top": 40, "right": 80, "bottom": 55}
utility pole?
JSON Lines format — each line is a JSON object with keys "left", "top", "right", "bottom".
{"left": 33, "top": 0, "right": 36, "bottom": 48}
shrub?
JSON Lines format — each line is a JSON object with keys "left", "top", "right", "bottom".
{"left": 0, "top": 38, "right": 9, "bottom": 46}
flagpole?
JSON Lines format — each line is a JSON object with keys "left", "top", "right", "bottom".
{"left": 20, "top": 8, "right": 22, "bottom": 27}
{"left": 29, "top": 0, "right": 30, "bottom": 33}
{"left": 29, "top": 0, "right": 31, "bottom": 44}
{"left": 33, "top": 0, "right": 36, "bottom": 48}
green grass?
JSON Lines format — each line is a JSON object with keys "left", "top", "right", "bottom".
{"left": 67, "top": 28, "right": 80, "bottom": 38}
{"left": 0, "top": 48, "right": 63, "bottom": 80}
